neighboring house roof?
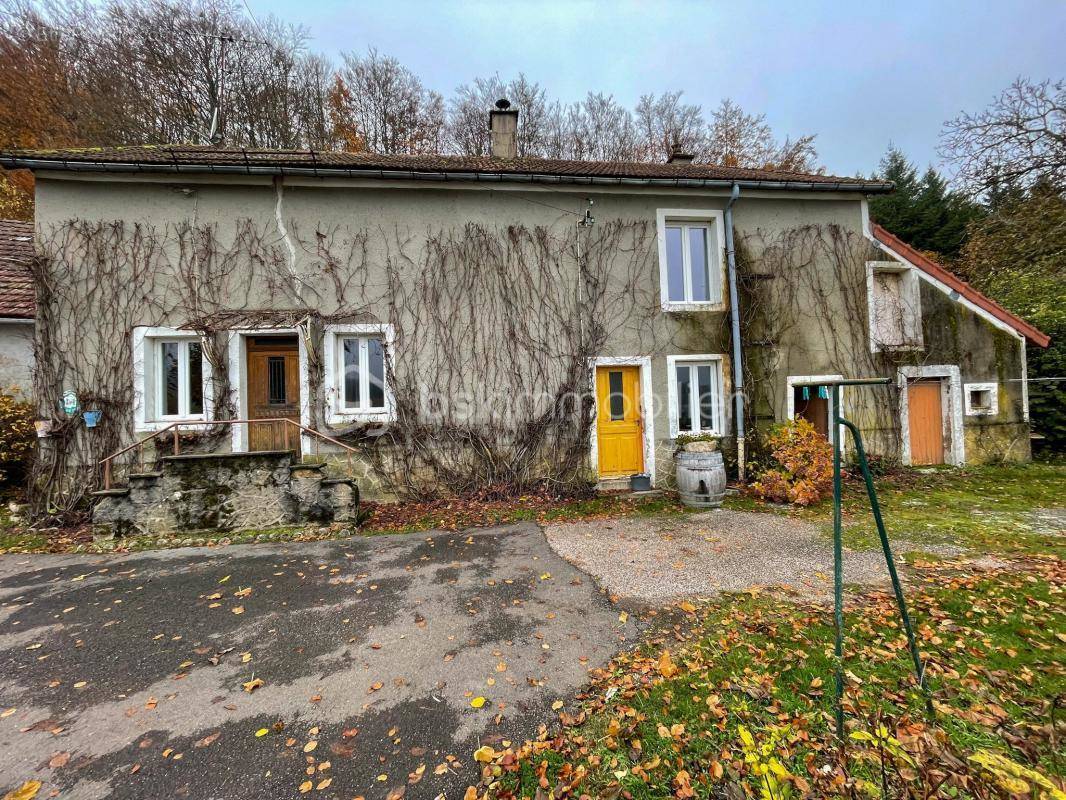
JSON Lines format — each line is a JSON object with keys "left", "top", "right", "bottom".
{"left": 871, "top": 223, "right": 1049, "bottom": 348}
{"left": 0, "top": 145, "right": 894, "bottom": 193}
{"left": 0, "top": 219, "right": 35, "bottom": 320}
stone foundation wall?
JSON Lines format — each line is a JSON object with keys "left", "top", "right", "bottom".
{"left": 92, "top": 451, "right": 359, "bottom": 538}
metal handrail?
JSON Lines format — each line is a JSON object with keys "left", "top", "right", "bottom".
{"left": 99, "top": 418, "right": 359, "bottom": 489}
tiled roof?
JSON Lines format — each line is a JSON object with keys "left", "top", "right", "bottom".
{"left": 0, "top": 220, "right": 34, "bottom": 319}
{"left": 871, "top": 224, "right": 1049, "bottom": 347}
{"left": 0, "top": 145, "right": 893, "bottom": 192}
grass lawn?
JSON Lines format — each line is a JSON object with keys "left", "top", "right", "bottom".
{"left": 467, "top": 463, "right": 1066, "bottom": 799}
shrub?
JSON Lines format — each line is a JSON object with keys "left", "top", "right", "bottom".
{"left": 750, "top": 418, "right": 833, "bottom": 506}
{"left": 0, "top": 392, "right": 35, "bottom": 486}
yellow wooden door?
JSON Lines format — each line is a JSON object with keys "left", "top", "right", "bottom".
{"left": 596, "top": 365, "right": 644, "bottom": 477}
{"left": 908, "top": 380, "right": 944, "bottom": 465}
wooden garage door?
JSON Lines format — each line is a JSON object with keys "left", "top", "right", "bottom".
{"left": 908, "top": 379, "right": 944, "bottom": 465}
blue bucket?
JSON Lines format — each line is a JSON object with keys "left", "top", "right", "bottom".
{"left": 83, "top": 410, "right": 103, "bottom": 428}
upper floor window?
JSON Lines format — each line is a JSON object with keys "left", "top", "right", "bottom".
{"left": 867, "top": 261, "right": 923, "bottom": 351}
{"left": 657, "top": 209, "right": 724, "bottom": 310}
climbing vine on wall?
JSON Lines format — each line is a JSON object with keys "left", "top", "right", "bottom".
{"left": 30, "top": 216, "right": 669, "bottom": 517}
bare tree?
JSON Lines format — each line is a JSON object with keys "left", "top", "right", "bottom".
{"left": 940, "top": 77, "right": 1065, "bottom": 196}
{"left": 703, "top": 99, "right": 819, "bottom": 172}
{"left": 331, "top": 48, "right": 446, "bottom": 154}
{"left": 563, "top": 92, "right": 640, "bottom": 161}
{"left": 448, "top": 74, "right": 557, "bottom": 157}
{"left": 1, "top": 0, "right": 334, "bottom": 149}
{"left": 634, "top": 91, "right": 707, "bottom": 160}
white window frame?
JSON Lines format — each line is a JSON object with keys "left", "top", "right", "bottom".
{"left": 657, "top": 209, "right": 725, "bottom": 311}
{"left": 666, "top": 354, "right": 727, "bottom": 438}
{"left": 323, "top": 323, "right": 396, "bottom": 424}
{"left": 964, "top": 382, "right": 999, "bottom": 416}
{"left": 866, "top": 261, "right": 924, "bottom": 352}
{"left": 132, "top": 326, "right": 213, "bottom": 433}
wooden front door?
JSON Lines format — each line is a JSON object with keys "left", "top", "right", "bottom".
{"left": 595, "top": 365, "right": 644, "bottom": 478}
{"left": 247, "top": 336, "right": 301, "bottom": 453}
{"left": 908, "top": 379, "right": 944, "bottom": 465}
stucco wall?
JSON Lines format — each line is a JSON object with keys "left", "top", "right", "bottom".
{"left": 0, "top": 321, "right": 33, "bottom": 398}
{"left": 32, "top": 171, "right": 1026, "bottom": 494}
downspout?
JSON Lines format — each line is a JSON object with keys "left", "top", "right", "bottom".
{"left": 724, "top": 183, "right": 746, "bottom": 481}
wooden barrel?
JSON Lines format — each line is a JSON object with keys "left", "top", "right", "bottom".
{"left": 675, "top": 450, "right": 727, "bottom": 508}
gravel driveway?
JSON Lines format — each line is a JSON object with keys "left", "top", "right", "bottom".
{"left": 545, "top": 509, "right": 932, "bottom": 604}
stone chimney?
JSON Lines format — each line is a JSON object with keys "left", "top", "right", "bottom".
{"left": 489, "top": 98, "right": 518, "bottom": 159}
{"left": 667, "top": 142, "right": 695, "bottom": 164}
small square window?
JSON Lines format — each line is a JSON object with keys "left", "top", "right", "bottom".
{"left": 964, "top": 382, "right": 998, "bottom": 416}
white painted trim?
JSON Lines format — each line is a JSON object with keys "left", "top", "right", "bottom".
{"left": 588, "top": 356, "right": 655, "bottom": 484}
{"left": 656, "top": 208, "right": 726, "bottom": 311}
{"left": 865, "top": 260, "right": 924, "bottom": 353}
{"left": 0, "top": 317, "right": 33, "bottom": 325}
{"left": 1021, "top": 338, "right": 1030, "bottom": 422}
{"left": 665, "top": 354, "right": 727, "bottom": 438}
{"left": 226, "top": 328, "right": 310, "bottom": 452}
{"left": 859, "top": 201, "right": 1024, "bottom": 343}
{"left": 963, "top": 382, "right": 999, "bottom": 416}
{"left": 322, "top": 323, "right": 396, "bottom": 425}
{"left": 897, "top": 364, "right": 965, "bottom": 466}
{"left": 132, "top": 326, "right": 214, "bottom": 433}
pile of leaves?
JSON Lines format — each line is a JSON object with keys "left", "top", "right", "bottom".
{"left": 750, "top": 419, "right": 833, "bottom": 506}
{"left": 465, "top": 556, "right": 1065, "bottom": 799}
{"left": 359, "top": 488, "right": 688, "bottom": 535}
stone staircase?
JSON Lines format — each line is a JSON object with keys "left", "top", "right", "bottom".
{"left": 92, "top": 450, "right": 359, "bottom": 539}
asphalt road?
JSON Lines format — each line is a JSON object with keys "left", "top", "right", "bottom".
{"left": 0, "top": 523, "right": 640, "bottom": 799}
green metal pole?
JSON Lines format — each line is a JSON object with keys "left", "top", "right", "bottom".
{"left": 832, "top": 384, "right": 845, "bottom": 740}
{"left": 839, "top": 418, "right": 934, "bottom": 719}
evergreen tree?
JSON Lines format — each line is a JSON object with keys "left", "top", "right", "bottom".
{"left": 868, "top": 146, "right": 981, "bottom": 258}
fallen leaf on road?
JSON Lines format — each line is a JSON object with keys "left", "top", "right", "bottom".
{"left": 231, "top": 606, "right": 244, "bottom": 615}
{"left": 368, "top": 682, "right": 383, "bottom": 693}
{"left": 316, "top": 778, "right": 332, "bottom": 790}
{"left": 242, "top": 678, "right": 264, "bottom": 693}
{"left": 470, "top": 696, "right": 487, "bottom": 708}
{"left": 678, "top": 600, "right": 696, "bottom": 613}
{"left": 194, "top": 731, "right": 220, "bottom": 748}
{"left": 473, "top": 746, "right": 495, "bottom": 763}
{"left": 3, "top": 781, "right": 41, "bottom": 800}
{"left": 303, "top": 741, "right": 318, "bottom": 753}
{"left": 47, "top": 752, "right": 70, "bottom": 768}
{"left": 298, "top": 780, "right": 312, "bottom": 794}
{"left": 254, "top": 728, "right": 268, "bottom": 737}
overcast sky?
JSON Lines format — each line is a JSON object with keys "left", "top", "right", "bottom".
{"left": 254, "top": 0, "right": 1065, "bottom": 178}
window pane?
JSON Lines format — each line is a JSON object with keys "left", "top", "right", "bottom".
{"left": 343, "top": 338, "right": 360, "bottom": 408}
{"left": 608, "top": 371, "right": 624, "bottom": 420}
{"left": 161, "top": 342, "right": 179, "bottom": 416}
{"left": 187, "top": 341, "right": 203, "bottom": 415}
{"left": 688, "top": 227, "right": 710, "bottom": 301}
{"left": 368, "top": 337, "right": 385, "bottom": 409}
{"left": 675, "top": 365, "right": 692, "bottom": 432}
{"left": 697, "top": 365, "right": 715, "bottom": 431}
{"left": 665, "top": 226, "right": 685, "bottom": 301}
{"left": 267, "top": 357, "right": 287, "bottom": 404}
